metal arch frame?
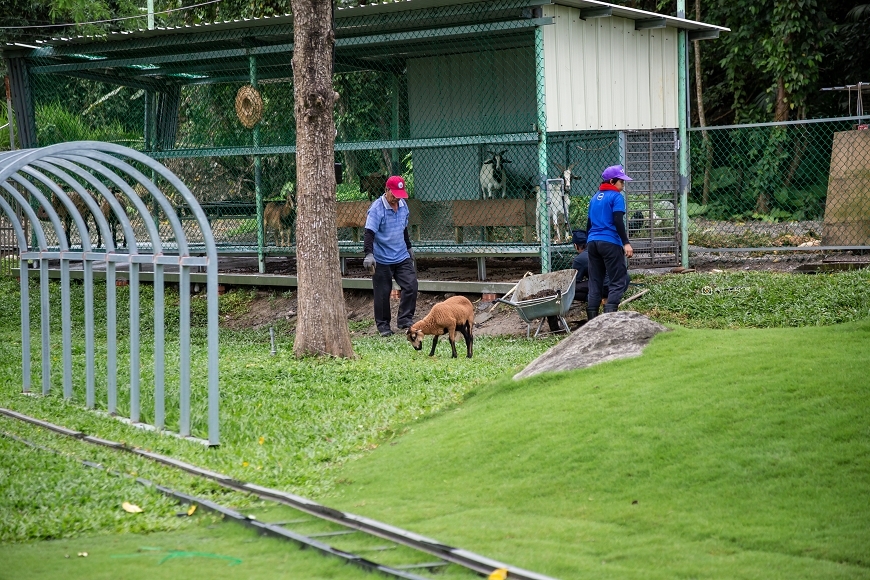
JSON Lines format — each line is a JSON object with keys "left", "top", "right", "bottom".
{"left": 0, "top": 141, "right": 221, "bottom": 446}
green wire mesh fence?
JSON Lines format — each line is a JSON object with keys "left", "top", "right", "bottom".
{"left": 11, "top": 0, "right": 867, "bottom": 276}
{"left": 688, "top": 117, "right": 870, "bottom": 251}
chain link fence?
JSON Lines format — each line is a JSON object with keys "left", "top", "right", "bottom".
{"left": 5, "top": 0, "right": 694, "bottom": 275}
{"left": 9, "top": 1, "right": 867, "bottom": 275}
{"left": 688, "top": 117, "right": 870, "bottom": 253}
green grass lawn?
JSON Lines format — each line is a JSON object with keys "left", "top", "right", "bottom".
{"left": 328, "top": 319, "right": 870, "bottom": 579}
{"left": 1, "top": 270, "right": 869, "bottom": 579}
{"left": 0, "top": 512, "right": 382, "bottom": 580}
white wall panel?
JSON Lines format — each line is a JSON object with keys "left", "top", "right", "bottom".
{"left": 543, "top": 5, "right": 679, "bottom": 131}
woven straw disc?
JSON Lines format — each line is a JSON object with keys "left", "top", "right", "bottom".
{"left": 235, "top": 85, "right": 264, "bottom": 129}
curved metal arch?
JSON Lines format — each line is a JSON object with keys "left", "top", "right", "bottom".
{"left": 0, "top": 141, "right": 221, "bottom": 445}
{"left": 0, "top": 181, "right": 50, "bottom": 250}
{"left": 72, "top": 150, "right": 190, "bottom": 255}
{"left": 30, "top": 160, "right": 117, "bottom": 252}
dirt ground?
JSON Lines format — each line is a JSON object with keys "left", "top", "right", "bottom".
{"left": 222, "top": 250, "right": 868, "bottom": 337}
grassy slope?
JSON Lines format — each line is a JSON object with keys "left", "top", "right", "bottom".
{"left": 329, "top": 320, "right": 870, "bottom": 579}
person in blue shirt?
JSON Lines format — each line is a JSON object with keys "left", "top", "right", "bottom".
{"left": 585, "top": 165, "right": 634, "bottom": 320}
{"left": 363, "top": 176, "right": 418, "bottom": 337}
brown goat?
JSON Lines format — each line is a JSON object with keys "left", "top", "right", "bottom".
{"left": 359, "top": 172, "right": 388, "bottom": 201}
{"left": 37, "top": 191, "right": 129, "bottom": 248}
{"left": 406, "top": 296, "right": 474, "bottom": 358}
{"left": 264, "top": 196, "right": 295, "bottom": 247}
{"left": 36, "top": 191, "right": 91, "bottom": 247}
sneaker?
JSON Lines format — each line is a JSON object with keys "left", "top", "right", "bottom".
{"left": 379, "top": 329, "right": 394, "bottom": 337}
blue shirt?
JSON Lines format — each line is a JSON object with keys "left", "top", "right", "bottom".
{"left": 586, "top": 187, "right": 626, "bottom": 247}
{"left": 365, "top": 195, "right": 410, "bottom": 265}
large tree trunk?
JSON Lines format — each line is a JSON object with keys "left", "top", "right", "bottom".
{"left": 291, "top": 0, "right": 355, "bottom": 358}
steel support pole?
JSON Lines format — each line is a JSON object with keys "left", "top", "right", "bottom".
{"left": 391, "top": 74, "right": 400, "bottom": 174}
{"left": 251, "top": 56, "right": 265, "bottom": 274}
{"left": 40, "top": 259, "right": 50, "bottom": 395}
{"left": 179, "top": 266, "right": 191, "bottom": 437}
{"left": 4, "top": 76, "right": 14, "bottom": 150}
{"left": 106, "top": 261, "right": 117, "bottom": 414}
{"left": 154, "top": 263, "right": 165, "bottom": 429}
{"left": 677, "top": 0, "right": 690, "bottom": 268}
{"left": 535, "top": 25, "right": 550, "bottom": 273}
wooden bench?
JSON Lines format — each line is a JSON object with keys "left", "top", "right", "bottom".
{"left": 452, "top": 199, "right": 537, "bottom": 243}
{"left": 336, "top": 199, "right": 423, "bottom": 242}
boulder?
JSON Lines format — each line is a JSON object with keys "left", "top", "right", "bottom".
{"left": 513, "top": 311, "right": 669, "bottom": 380}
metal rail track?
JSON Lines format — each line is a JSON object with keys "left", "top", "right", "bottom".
{"left": 0, "top": 407, "right": 559, "bottom": 580}
{"left": 0, "top": 429, "right": 434, "bottom": 580}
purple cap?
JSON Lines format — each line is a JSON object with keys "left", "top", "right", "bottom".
{"left": 601, "top": 165, "right": 632, "bottom": 182}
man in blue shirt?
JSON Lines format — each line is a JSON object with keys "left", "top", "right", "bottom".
{"left": 585, "top": 165, "right": 634, "bottom": 320}
{"left": 363, "top": 176, "right": 418, "bottom": 337}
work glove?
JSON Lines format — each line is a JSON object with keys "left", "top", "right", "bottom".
{"left": 363, "top": 253, "right": 376, "bottom": 275}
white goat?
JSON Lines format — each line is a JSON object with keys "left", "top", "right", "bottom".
{"left": 479, "top": 150, "right": 511, "bottom": 199}
{"left": 531, "top": 181, "right": 571, "bottom": 245}
{"left": 555, "top": 162, "right": 580, "bottom": 194}
{"left": 628, "top": 200, "right": 676, "bottom": 237}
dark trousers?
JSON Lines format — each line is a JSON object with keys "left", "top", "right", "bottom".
{"left": 373, "top": 258, "right": 418, "bottom": 332}
{"left": 587, "top": 240, "right": 629, "bottom": 309}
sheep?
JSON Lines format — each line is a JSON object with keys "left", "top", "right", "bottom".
{"left": 359, "top": 172, "right": 387, "bottom": 201}
{"left": 264, "top": 195, "right": 295, "bottom": 247}
{"left": 406, "top": 295, "right": 474, "bottom": 358}
{"left": 479, "top": 150, "right": 511, "bottom": 199}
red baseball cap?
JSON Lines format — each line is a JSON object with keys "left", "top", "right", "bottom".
{"left": 386, "top": 175, "right": 408, "bottom": 198}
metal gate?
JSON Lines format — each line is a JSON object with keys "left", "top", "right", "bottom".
{"left": 0, "top": 142, "right": 221, "bottom": 445}
{"left": 624, "top": 130, "right": 680, "bottom": 267}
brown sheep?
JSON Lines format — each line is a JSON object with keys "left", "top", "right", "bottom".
{"left": 406, "top": 295, "right": 474, "bottom": 358}
{"left": 359, "top": 172, "right": 387, "bottom": 201}
{"left": 264, "top": 196, "right": 295, "bottom": 247}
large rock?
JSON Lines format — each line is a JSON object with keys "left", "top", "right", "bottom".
{"left": 513, "top": 311, "right": 669, "bottom": 380}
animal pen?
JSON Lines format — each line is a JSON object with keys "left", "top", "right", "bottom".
{"left": 2, "top": 0, "right": 728, "bottom": 279}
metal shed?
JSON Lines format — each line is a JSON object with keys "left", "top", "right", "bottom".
{"left": 2, "top": 0, "right": 727, "bottom": 276}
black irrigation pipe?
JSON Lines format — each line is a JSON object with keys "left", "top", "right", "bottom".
{"left": 0, "top": 429, "right": 430, "bottom": 580}
{"left": 0, "top": 407, "right": 559, "bottom": 580}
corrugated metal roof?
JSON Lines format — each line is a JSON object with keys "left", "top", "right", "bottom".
{"left": 8, "top": 0, "right": 726, "bottom": 50}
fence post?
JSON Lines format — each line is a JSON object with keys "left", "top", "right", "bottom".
{"left": 677, "top": 0, "right": 690, "bottom": 268}
{"left": 535, "top": 24, "right": 550, "bottom": 273}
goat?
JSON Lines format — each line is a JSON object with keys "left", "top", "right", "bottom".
{"left": 627, "top": 200, "right": 676, "bottom": 237}
{"left": 554, "top": 162, "right": 580, "bottom": 194}
{"left": 264, "top": 195, "right": 296, "bottom": 247}
{"left": 37, "top": 191, "right": 130, "bottom": 249}
{"left": 532, "top": 181, "right": 572, "bottom": 245}
{"left": 359, "top": 172, "right": 388, "bottom": 201}
{"left": 406, "top": 295, "right": 474, "bottom": 358}
{"left": 36, "top": 191, "right": 93, "bottom": 247}
{"left": 479, "top": 150, "right": 511, "bottom": 199}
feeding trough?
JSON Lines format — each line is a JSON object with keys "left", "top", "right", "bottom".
{"left": 498, "top": 269, "right": 577, "bottom": 337}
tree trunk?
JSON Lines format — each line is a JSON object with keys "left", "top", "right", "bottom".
{"left": 774, "top": 77, "right": 789, "bottom": 122}
{"left": 291, "top": 0, "right": 355, "bottom": 359}
{"left": 694, "top": 0, "right": 712, "bottom": 206}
